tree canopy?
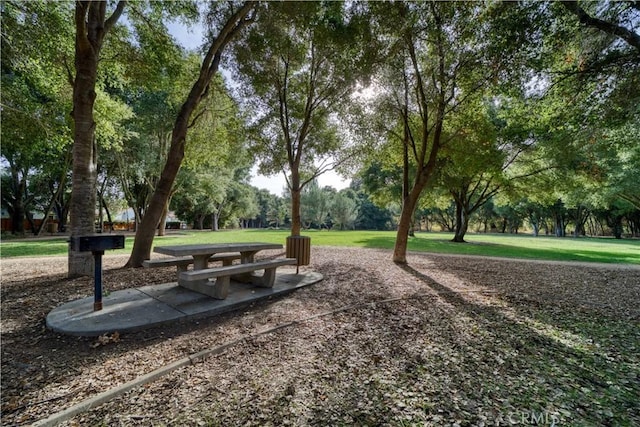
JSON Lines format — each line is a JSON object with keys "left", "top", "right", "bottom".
{"left": 2, "top": 0, "right": 638, "bottom": 274}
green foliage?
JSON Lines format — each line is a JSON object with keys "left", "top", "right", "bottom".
{"left": 231, "top": 1, "right": 378, "bottom": 235}
{"left": 94, "top": 88, "right": 136, "bottom": 151}
{"left": 359, "top": 161, "right": 404, "bottom": 208}
{"left": 232, "top": 1, "right": 375, "bottom": 185}
{"left": 1, "top": 1, "right": 75, "bottom": 233}
{"left": 171, "top": 74, "right": 253, "bottom": 229}
{"left": 2, "top": 0, "right": 637, "bottom": 250}
{"left": 301, "top": 180, "right": 331, "bottom": 229}
{"left": 594, "top": 118, "right": 640, "bottom": 209}
{"left": 253, "top": 188, "right": 288, "bottom": 228}
{"left": 503, "top": 0, "right": 640, "bottom": 212}
{"left": 1, "top": 1, "right": 74, "bottom": 155}
{"left": 331, "top": 190, "right": 358, "bottom": 230}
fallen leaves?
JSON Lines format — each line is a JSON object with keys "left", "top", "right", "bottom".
{"left": 1, "top": 249, "right": 639, "bottom": 425}
{"left": 90, "top": 332, "right": 120, "bottom": 348}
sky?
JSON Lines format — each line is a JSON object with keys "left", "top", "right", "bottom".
{"left": 166, "top": 19, "right": 351, "bottom": 195}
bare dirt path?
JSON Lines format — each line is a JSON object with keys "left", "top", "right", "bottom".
{"left": 2, "top": 247, "right": 639, "bottom": 425}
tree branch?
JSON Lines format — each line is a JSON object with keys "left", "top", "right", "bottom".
{"left": 188, "top": 108, "right": 208, "bottom": 128}
{"left": 563, "top": 1, "right": 640, "bottom": 51}
{"left": 104, "top": 1, "right": 127, "bottom": 34}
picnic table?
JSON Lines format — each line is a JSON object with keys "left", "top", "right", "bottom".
{"left": 152, "top": 242, "right": 296, "bottom": 299}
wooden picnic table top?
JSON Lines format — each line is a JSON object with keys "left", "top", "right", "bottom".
{"left": 153, "top": 242, "right": 283, "bottom": 258}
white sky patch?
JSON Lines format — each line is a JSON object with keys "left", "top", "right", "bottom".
{"left": 249, "top": 166, "right": 351, "bottom": 197}
{"left": 166, "top": 19, "right": 205, "bottom": 51}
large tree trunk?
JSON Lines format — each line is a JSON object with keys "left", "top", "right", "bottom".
{"left": 10, "top": 176, "right": 26, "bottom": 235}
{"left": 68, "top": 67, "right": 98, "bottom": 276}
{"left": 452, "top": 200, "right": 470, "bottom": 243}
{"left": 157, "top": 200, "right": 169, "bottom": 236}
{"left": 125, "top": 3, "right": 255, "bottom": 267}
{"left": 68, "top": 1, "right": 125, "bottom": 277}
{"left": 531, "top": 218, "right": 539, "bottom": 237}
{"left": 393, "top": 179, "right": 428, "bottom": 263}
{"left": 392, "top": 136, "right": 443, "bottom": 262}
{"left": 393, "top": 197, "right": 417, "bottom": 263}
{"left": 69, "top": 10, "right": 100, "bottom": 276}
{"left": 212, "top": 211, "right": 220, "bottom": 231}
{"left": 391, "top": 15, "right": 447, "bottom": 264}
{"left": 290, "top": 171, "right": 302, "bottom": 236}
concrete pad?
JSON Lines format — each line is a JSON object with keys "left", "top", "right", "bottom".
{"left": 46, "top": 270, "right": 323, "bottom": 337}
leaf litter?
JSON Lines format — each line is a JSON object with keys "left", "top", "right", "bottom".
{"left": 1, "top": 247, "right": 639, "bottom": 425}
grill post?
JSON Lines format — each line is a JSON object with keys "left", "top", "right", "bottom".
{"left": 69, "top": 235, "right": 125, "bottom": 312}
{"left": 93, "top": 250, "right": 104, "bottom": 311}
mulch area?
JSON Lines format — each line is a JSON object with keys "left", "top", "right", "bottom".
{"left": 1, "top": 247, "right": 639, "bottom": 425}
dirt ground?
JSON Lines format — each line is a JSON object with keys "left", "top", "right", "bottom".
{"left": 1, "top": 247, "right": 639, "bottom": 426}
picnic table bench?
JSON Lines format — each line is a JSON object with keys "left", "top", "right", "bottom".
{"left": 152, "top": 242, "right": 295, "bottom": 299}
{"left": 142, "top": 253, "right": 240, "bottom": 272}
{"left": 179, "top": 258, "right": 297, "bottom": 299}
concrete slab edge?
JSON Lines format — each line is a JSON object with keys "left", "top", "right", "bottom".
{"left": 47, "top": 272, "right": 323, "bottom": 337}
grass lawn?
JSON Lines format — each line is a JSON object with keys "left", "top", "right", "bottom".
{"left": 1, "top": 229, "right": 638, "bottom": 264}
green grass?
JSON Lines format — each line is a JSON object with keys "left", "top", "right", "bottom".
{"left": 1, "top": 229, "right": 638, "bottom": 264}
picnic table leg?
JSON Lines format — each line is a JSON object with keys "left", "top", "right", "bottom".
{"left": 239, "top": 250, "right": 258, "bottom": 264}
{"left": 193, "top": 255, "right": 209, "bottom": 270}
{"left": 254, "top": 267, "right": 277, "bottom": 288}
{"left": 179, "top": 255, "right": 210, "bottom": 287}
{"left": 179, "top": 276, "right": 230, "bottom": 300}
{"left": 212, "top": 276, "right": 231, "bottom": 299}
{"left": 234, "top": 251, "right": 260, "bottom": 283}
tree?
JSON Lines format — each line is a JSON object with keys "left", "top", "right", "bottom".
{"left": 347, "top": 179, "right": 394, "bottom": 231}
{"left": 494, "top": 202, "right": 526, "bottom": 234}
{"left": 518, "top": 1, "right": 640, "bottom": 213}
{"left": 300, "top": 180, "right": 331, "bottom": 229}
{"left": 68, "top": 0, "right": 126, "bottom": 276}
{"left": 169, "top": 72, "right": 248, "bottom": 231}
{"left": 516, "top": 199, "right": 550, "bottom": 237}
{"left": 435, "top": 99, "right": 501, "bottom": 242}
{"left": 232, "top": 1, "right": 375, "bottom": 236}
{"left": 562, "top": 1, "right": 640, "bottom": 51}
{"left": 1, "top": 2, "right": 74, "bottom": 235}
{"left": 432, "top": 201, "right": 457, "bottom": 233}
{"left": 268, "top": 198, "right": 288, "bottom": 229}
{"left": 114, "top": 85, "right": 181, "bottom": 232}
{"left": 555, "top": 2, "right": 640, "bottom": 219}
{"left": 220, "top": 174, "right": 259, "bottom": 229}
{"left": 359, "top": 161, "right": 404, "bottom": 212}
{"left": 172, "top": 168, "right": 228, "bottom": 229}
{"left": 437, "top": 97, "right": 540, "bottom": 242}
{"left": 126, "top": 2, "right": 256, "bottom": 267}
{"left": 602, "top": 121, "right": 640, "bottom": 209}
{"left": 368, "top": 2, "right": 509, "bottom": 262}
{"left": 331, "top": 189, "right": 358, "bottom": 230}
{"left": 253, "top": 188, "right": 277, "bottom": 228}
